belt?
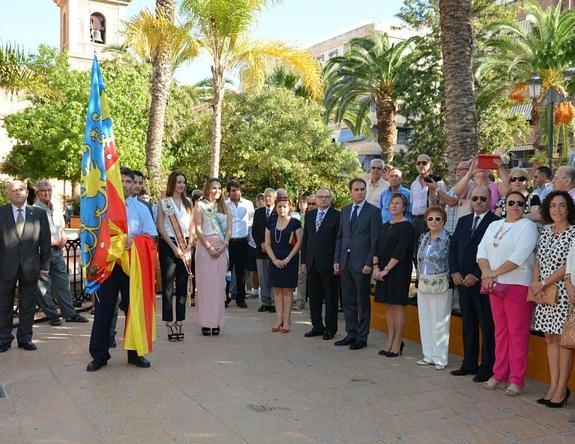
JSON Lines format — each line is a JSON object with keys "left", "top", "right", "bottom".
{"left": 230, "top": 237, "right": 248, "bottom": 242}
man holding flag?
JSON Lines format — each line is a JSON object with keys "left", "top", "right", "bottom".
{"left": 81, "top": 57, "right": 158, "bottom": 372}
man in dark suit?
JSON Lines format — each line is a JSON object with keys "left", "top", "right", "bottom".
{"left": 449, "top": 185, "right": 499, "bottom": 382}
{"left": 251, "top": 188, "right": 276, "bottom": 313}
{"left": 334, "top": 178, "right": 380, "bottom": 350}
{"left": 302, "top": 188, "right": 340, "bottom": 340}
{"left": 0, "top": 180, "right": 51, "bottom": 352}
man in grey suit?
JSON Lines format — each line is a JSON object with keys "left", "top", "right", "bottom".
{"left": 334, "top": 178, "right": 380, "bottom": 350}
{"left": 0, "top": 180, "right": 51, "bottom": 352}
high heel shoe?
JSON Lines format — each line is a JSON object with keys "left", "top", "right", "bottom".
{"left": 385, "top": 341, "right": 405, "bottom": 358}
{"left": 174, "top": 321, "right": 184, "bottom": 341}
{"left": 201, "top": 327, "right": 211, "bottom": 336}
{"left": 165, "top": 322, "right": 177, "bottom": 342}
{"left": 280, "top": 327, "right": 290, "bottom": 334}
{"left": 536, "top": 397, "right": 551, "bottom": 405}
{"left": 546, "top": 388, "right": 570, "bottom": 408}
{"left": 378, "top": 348, "right": 392, "bottom": 356}
{"left": 211, "top": 327, "right": 220, "bottom": 336}
{"left": 271, "top": 326, "right": 282, "bottom": 332}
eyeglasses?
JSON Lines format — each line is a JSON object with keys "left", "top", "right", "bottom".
{"left": 471, "top": 196, "right": 487, "bottom": 202}
{"left": 506, "top": 200, "right": 525, "bottom": 207}
{"left": 416, "top": 161, "right": 429, "bottom": 166}
{"left": 316, "top": 195, "right": 331, "bottom": 199}
{"left": 371, "top": 166, "right": 382, "bottom": 170}
{"left": 510, "top": 176, "right": 527, "bottom": 183}
{"left": 427, "top": 216, "right": 443, "bottom": 222}
{"left": 308, "top": 202, "right": 317, "bottom": 206}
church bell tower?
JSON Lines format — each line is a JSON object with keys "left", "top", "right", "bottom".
{"left": 53, "top": 0, "right": 132, "bottom": 71}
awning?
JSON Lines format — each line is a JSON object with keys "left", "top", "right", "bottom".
{"left": 509, "top": 144, "right": 534, "bottom": 152}
{"left": 508, "top": 103, "right": 533, "bottom": 120}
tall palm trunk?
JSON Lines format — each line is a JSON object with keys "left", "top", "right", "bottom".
{"left": 530, "top": 97, "right": 543, "bottom": 151}
{"left": 375, "top": 91, "right": 397, "bottom": 164}
{"left": 210, "top": 63, "right": 225, "bottom": 178}
{"left": 145, "top": 0, "right": 176, "bottom": 195}
{"left": 439, "top": 0, "right": 478, "bottom": 180}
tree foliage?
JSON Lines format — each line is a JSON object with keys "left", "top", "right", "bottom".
{"left": 396, "top": 0, "right": 529, "bottom": 183}
{"left": 171, "top": 86, "right": 359, "bottom": 198}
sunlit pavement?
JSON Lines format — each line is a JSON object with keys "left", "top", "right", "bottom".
{"left": 1, "top": 301, "right": 575, "bottom": 443}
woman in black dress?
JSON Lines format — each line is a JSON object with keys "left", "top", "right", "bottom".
{"left": 373, "top": 193, "right": 416, "bottom": 357}
{"left": 264, "top": 197, "right": 303, "bottom": 333}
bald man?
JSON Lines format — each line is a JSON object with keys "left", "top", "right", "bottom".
{"left": 0, "top": 180, "right": 51, "bottom": 352}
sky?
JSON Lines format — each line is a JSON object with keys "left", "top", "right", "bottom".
{"left": 0, "top": 0, "right": 405, "bottom": 85}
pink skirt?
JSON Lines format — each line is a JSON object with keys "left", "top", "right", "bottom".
{"left": 195, "top": 235, "right": 227, "bottom": 328}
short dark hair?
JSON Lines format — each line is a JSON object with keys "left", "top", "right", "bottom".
{"left": 541, "top": 190, "right": 575, "bottom": 225}
{"left": 120, "top": 167, "right": 134, "bottom": 180}
{"left": 348, "top": 177, "right": 367, "bottom": 190}
{"left": 227, "top": 180, "right": 241, "bottom": 192}
{"left": 132, "top": 170, "right": 145, "bottom": 180}
{"left": 504, "top": 190, "right": 525, "bottom": 204}
{"left": 390, "top": 192, "right": 408, "bottom": 214}
{"left": 536, "top": 166, "right": 552, "bottom": 180}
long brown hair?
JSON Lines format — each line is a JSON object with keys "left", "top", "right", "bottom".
{"left": 203, "top": 178, "right": 227, "bottom": 214}
{"left": 166, "top": 171, "right": 192, "bottom": 214}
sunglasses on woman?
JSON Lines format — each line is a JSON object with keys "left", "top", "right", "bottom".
{"left": 506, "top": 200, "right": 524, "bottom": 207}
{"left": 471, "top": 196, "right": 487, "bottom": 202}
{"left": 416, "top": 161, "right": 429, "bottom": 166}
{"left": 427, "top": 216, "right": 443, "bottom": 222}
{"left": 510, "top": 176, "right": 527, "bottom": 182}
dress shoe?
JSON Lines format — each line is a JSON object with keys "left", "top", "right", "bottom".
{"left": 0, "top": 343, "right": 11, "bottom": 353}
{"left": 304, "top": 328, "right": 324, "bottom": 338}
{"left": 49, "top": 317, "right": 62, "bottom": 326}
{"left": 268, "top": 306, "right": 276, "bottom": 313}
{"left": 536, "top": 397, "right": 551, "bottom": 405}
{"left": 450, "top": 368, "right": 476, "bottom": 376}
{"left": 472, "top": 374, "right": 491, "bottom": 383}
{"left": 334, "top": 337, "right": 354, "bottom": 346}
{"left": 17, "top": 341, "right": 37, "bottom": 351}
{"left": 236, "top": 301, "right": 248, "bottom": 308}
{"left": 66, "top": 315, "right": 88, "bottom": 323}
{"left": 128, "top": 356, "right": 151, "bottom": 368}
{"left": 322, "top": 332, "right": 335, "bottom": 340}
{"left": 258, "top": 305, "right": 270, "bottom": 312}
{"left": 86, "top": 360, "right": 107, "bottom": 372}
{"left": 349, "top": 341, "right": 367, "bottom": 350}
{"left": 546, "top": 388, "right": 570, "bottom": 408}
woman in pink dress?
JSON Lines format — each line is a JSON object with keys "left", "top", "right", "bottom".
{"left": 193, "top": 178, "right": 232, "bottom": 336}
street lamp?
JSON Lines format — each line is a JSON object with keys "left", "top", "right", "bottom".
{"left": 528, "top": 69, "right": 573, "bottom": 173}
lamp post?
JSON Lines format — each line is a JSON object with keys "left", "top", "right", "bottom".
{"left": 528, "top": 70, "right": 573, "bottom": 173}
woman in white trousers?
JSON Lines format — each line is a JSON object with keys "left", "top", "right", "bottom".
{"left": 416, "top": 205, "right": 452, "bottom": 370}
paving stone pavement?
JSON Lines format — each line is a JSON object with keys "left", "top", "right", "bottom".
{"left": 1, "top": 302, "right": 575, "bottom": 443}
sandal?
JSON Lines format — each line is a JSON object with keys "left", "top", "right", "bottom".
{"left": 211, "top": 327, "right": 220, "bottom": 336}
{"left": 174, "top": 321, "right": 184, "bottom": 341}
{"left": 166, "top": 322, "right": 177, "bottom": 342}
{"left": 202, "top": 327, "right": 211, "bottom": 336}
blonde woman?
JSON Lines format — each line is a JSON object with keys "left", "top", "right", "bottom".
{"left": 193, "top": 178, "right": 232, "bottom": 336}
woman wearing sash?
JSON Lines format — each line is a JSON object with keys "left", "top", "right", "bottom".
{"left": 193, "top": 178, "right": 232, "bottom": 336}
{"left": 157, "top": 172, "right": 194, "bottom": 341}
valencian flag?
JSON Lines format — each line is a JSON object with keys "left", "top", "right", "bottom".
{"left": 80, "top": 56, "right": 128, "bottom": 294}
{"left": 81, "top": 57, "right": 157, "bottom": 355}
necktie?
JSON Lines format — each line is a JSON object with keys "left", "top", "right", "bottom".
{"left": 316, "top": 210, "right": 325, "bottom": 231}
{"left": 16, "top": 208, "right": 24, "bottom": 237}
{"left": 471, "top": 215, "right": 480, "bottom": 235}
{"left": 350, "top": 205, "right": 359, "bottom": 231}
{"left": 265, "top": 207, "right": 271, "bottom": 221}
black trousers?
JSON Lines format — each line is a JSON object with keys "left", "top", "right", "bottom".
{"left": 0, "top": 268, "right": 37, "bottom": 346}
{"left": 159, "top": 238, "right": 188, "bottom": 322}
{"left": 228, "top": 238, "right": 249, "bottom": 304}
{"left": 340, "top": 262, "right": 371, "bottom": 342}
{"left": 89, "top": 265, "right": 138, "bottom": 362}
{"left": 307, "top": 265, "right": 338, "bottom": 334}
{"left": 458, "top": 285, "right": 495, "bottom": 377}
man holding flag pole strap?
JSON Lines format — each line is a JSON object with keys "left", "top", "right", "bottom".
{"left": 81, "top": 57, "right": 157, "bottom": 372}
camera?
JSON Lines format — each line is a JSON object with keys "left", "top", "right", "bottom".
{"left": 424, "top": 173, "right": 441, "bottom": 183}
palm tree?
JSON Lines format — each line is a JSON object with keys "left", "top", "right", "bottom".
{"left": 477, "top": 1, "right": 575, "bottom": 153}
{"left": 0, "top": 43, "right": 54, "bottom": 99}
{"left": 438, "top": 0, "right": 479, "bottom": 178}
{"left": 124, "top": 1, "right": 199, "bottom": 194}
{"left": 180, "top": 0, "right": 323, "bottom": 178}
{"left": 323, "top": 32, "right": 415, "bottom": 164}
{"left": 265, "top": 67, "right": 310, "bottom": 99}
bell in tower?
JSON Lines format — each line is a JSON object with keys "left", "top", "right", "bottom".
{"left": 90, "top": 14, "right": 105, "bottom": 44}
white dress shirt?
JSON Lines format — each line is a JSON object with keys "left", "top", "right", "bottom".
{"left": 226, "top": 197, "right": 255, "bottom": 239}
{"left": 126, "top": 197, "right": 158, "bottom": 238}
{"left": 12, "top": 203, "right": 27, "bottom": 224}
{"left": 349, "top": 199, "right": 367, "bottom": 220}
{"left": 410, "top": 177, "right": 447, "bottom": 216}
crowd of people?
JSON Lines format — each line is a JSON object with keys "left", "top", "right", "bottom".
{"left": 2, "top": 155, "right": 575, "bottom": 418}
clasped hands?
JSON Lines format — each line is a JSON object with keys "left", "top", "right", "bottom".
{"left": 273, "top": 257, "right": 290, "bottom": 269}
{"left": 451, "top": 272, "right": 479, "bottom": 288}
